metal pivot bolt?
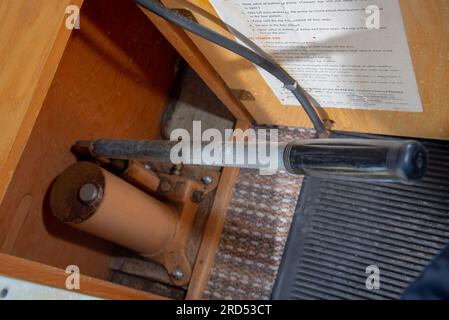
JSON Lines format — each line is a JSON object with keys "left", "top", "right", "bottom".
{"left": 172, "top": 164, "right": 183, "bottom": 176}
{"left": 172, "top": 267, "right": 184, "bottom": 280}
{"left": 78, "top": 183, "right": 100, "bottom": 205}
{"left": 201, "top": 176, "right": 213, "bottom": 185}
{"left": 160, "top": 180, "right": 172, "bottom": 193}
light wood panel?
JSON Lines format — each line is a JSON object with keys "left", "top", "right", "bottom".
{"left": 0, "top": 253, "right": 165, "bottom": 300}
{"left": 0, "top": 0, "right": 178, "bottom": 280}
{"left": 186, "top": 119, "right": 251, "bottom": 300}
{"left": 159, "top": 0, "right": 449, "bottom": 140}
{"left": 0, "top": 0, "right": 83, "bottom": 204}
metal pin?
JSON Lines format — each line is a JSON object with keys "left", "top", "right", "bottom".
{"left": 79, "top": 183, "right": 99, "bottom": 205}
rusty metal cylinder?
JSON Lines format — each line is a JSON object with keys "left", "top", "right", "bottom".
{"left": 50, "top": 161, "right": 178, "bottom": 256}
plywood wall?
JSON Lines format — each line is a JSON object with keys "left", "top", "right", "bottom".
{"left": 0, "top": 0, "right": 83, "bottom": 205}
{"left": 0, "top": 0, "right": 178, "bottom": 280}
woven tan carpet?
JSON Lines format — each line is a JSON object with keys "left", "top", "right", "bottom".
{"left": 204, "top": 127, "right": 316, "bottom": 300}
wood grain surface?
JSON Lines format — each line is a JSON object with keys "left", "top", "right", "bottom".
{"left": 0, "top": 253, "right": 165, "bottom": 300}
{"left": 159, "top": 0, "right": 449, "bottom": 140}
{"left": 0, "top": 0, "right": 178, "bottom": 280}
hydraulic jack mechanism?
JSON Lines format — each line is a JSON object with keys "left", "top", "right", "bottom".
{"left": 50, "top": 137, "right": 427, "bottom": 287}
{"left": 50, "top": 148, "right": 218, "bottom": 286}
{"left": 50, "top": 0, "right": 429, "bottom": 289}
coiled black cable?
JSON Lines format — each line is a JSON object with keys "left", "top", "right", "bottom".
{"left": 136, "top": 0, "right": 327, "bottom": 135}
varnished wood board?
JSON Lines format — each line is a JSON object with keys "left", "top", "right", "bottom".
{"left": 0, "top": 0, "right": 83, "bottom": 203}
{"left": 160, "top": 0, "right": 449, "bottom": 140}
{"left": 0, "top": 0, "right": 178, "bottom": 280}
{"left": 0, "top": 253, "right": 165, "bottom": 300}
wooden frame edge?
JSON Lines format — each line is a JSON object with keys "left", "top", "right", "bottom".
{"left": 0, "top": 253, "right": 166, "bottom": 300}
{"left": 186, "top": 120, "right": 251, "bottom": 300}
{"left": 0, "top": 0, "right": 85, "bottom": 204}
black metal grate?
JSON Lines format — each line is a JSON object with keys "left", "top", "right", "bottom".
{"left": 272, "top": 135, "right": 449, "bottom": 300}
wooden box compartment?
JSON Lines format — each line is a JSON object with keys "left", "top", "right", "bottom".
{"left": 4, "top": 0, "right": 445, "bottom": 300}
{"left": 0, "top": 0, "right": 180, "bottom": 299}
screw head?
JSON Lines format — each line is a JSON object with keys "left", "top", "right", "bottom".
{"left": 172, "top": 267, "right": 184, "bottom": 280}
{"left": 201, "top": 176, "right": 213, "bottom": 185}
{"left": 172, "top": 164, "right": 183, "bottom": 176}
{"left": 79, "top": 183, "right": 99, "bottom": 205}
{"left": 160, "top": 180, "right": 172, "bottom": 193}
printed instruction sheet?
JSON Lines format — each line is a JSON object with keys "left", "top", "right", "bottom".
{"left": 210, "top": 0, "right": 423, "bottom": 112}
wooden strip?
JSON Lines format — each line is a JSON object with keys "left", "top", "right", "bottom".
{"left": 140, "top": 8, "right": 253, "bottom": 123}
{"left": 0, "top": 253, "right": 165, "bottom": 300}
{"left": 186, "top": 119, "right": 251, "bottom": 300}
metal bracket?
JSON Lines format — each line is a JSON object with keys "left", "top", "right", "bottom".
{"left": 143, "top": 171, "right": 219, "bottom": 286}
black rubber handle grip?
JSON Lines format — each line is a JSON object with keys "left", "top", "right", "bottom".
{"left": 283, "top": 139, "right": 428, "bottom": 182}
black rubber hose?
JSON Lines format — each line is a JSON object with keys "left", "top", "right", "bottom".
{"left": 136, "top": 0, "right": 327, "bottom": 135}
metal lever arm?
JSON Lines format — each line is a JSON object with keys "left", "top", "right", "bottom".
{"left": 283, "top": 139, "right": 428, "bottom": 182}
{"left": 74, "top": 139, "right": 428, "bottom": 182}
